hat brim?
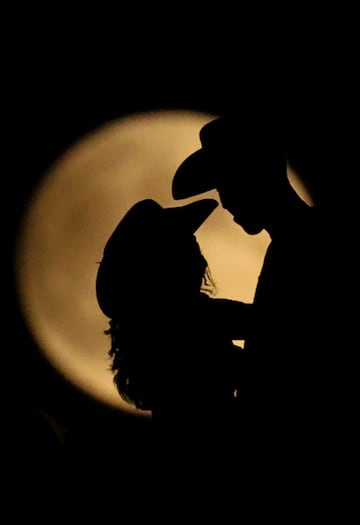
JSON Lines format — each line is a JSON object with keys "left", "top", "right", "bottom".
{"left": 172, "top": 149, "right": 217, "bottom": 200}
{"left": 164, "top": 198, "right": 218, "bottom": 234}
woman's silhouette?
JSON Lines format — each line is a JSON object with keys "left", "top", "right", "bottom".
{"left": 95, "top": 198, "right": 252, "bottom": 429}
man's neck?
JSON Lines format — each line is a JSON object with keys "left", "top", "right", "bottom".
{"left": 266, "top": 193, "right": 311, "bottom": 239}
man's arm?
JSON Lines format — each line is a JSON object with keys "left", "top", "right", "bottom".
{"left": 199, "top": 293, "right": 253, "bottom": 340}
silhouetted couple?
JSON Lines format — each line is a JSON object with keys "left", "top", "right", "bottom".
{"left": 96, "top": 197, "right": 251, "bottom": 430}
{"left": 96, "top": 114, "right": 355, "bottom": 512}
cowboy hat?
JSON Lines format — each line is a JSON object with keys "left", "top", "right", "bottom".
{"left": 96, "top": 198, "right": 218, "bottom": 317}
{"left": 172, "top": 116, "right": 287, "bottom": 200}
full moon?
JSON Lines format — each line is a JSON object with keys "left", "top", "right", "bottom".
{"left": 15, "top": 110, "right": 311, "bottom": 416}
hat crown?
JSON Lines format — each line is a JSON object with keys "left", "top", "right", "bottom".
{"left": 200, "top": 116, "right": 283, "bottom": 152}
{"left": 199, "top": 117, "right": 233, "bottom": 149}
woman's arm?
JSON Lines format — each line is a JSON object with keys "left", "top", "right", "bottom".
{"left": 199, "top": 293, "right": 253, "bottom": 340}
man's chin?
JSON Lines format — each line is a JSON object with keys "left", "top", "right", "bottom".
{"left": 234, "top": 219, "right": 264, "bottom": 235}
{"left": 245, "top": 226, "right": 264, "bottom": 235}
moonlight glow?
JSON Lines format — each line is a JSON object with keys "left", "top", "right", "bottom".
{"left": 14, "top": 110, "right": 312, "bottom": 416}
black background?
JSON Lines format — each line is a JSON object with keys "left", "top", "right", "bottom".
{"left": 4, "top": 8, "right": 359, "bottom": 523}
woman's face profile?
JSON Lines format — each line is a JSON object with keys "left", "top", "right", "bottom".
{"left": 161, "top": 232, "right": 206, "bottom": 297}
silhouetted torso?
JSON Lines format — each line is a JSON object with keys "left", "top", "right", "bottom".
{"left": 237, "top": 200, "right": 357, "bottom": 497}
{"left": 137, "top": 292, "right": 244, "bottom": 428}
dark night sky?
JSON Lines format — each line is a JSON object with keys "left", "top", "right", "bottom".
{"left": 4, "top": 11, "right": 359, "bottom": 522}
{"left": 8, "top": 53, "right": 357, "bottom": 418}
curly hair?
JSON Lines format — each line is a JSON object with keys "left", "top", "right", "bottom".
{"left": 105, "top": 319, "right": 154, "bottom": 410}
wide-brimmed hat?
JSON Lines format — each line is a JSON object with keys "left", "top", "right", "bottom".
{"left": 96, "top": 198, "right": 218, "bottom": 317}
{"left": 172, "top": 116, "right": 287, "bottom": 200}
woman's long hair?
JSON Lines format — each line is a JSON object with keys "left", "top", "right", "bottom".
{"left": 105, "top": 236, "right": 216, "bottom": 411}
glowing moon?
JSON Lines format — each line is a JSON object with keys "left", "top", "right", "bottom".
{"left": 15, "top": 110, "right": 311, "bottom": 416}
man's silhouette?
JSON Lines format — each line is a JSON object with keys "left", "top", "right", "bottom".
{"left": 172, "top": 115, "right": 355, "bottom": 509}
